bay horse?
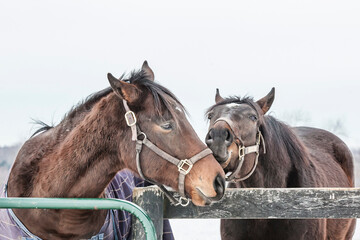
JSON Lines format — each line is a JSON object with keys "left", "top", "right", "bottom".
{"left": 205, "top": 88, "right": 355, "bottom": 240}
{"left": 4, "top": 62, "right": 225, "bottom": 239}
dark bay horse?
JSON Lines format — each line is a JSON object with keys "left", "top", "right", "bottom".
{"left": 205, "top": 88, "right": 355, "bottom": 240}
{"left": 5, "top": 62, "right": 225, "bottom": 239}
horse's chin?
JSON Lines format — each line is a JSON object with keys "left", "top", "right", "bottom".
{"left": 191, "top": 187, "right": 219, "bottom": 206}
{"left": 218, "top": 151, "right": 232, "bottom": 169}
{"left": 215, "top": 152, "right": 229, "bottom": 163}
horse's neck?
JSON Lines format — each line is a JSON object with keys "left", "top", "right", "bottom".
{"left": 240, "top": 124, "right": 311, "bottom": 188}
{"left": 9, "top": 94, "right": 134, "bottom": 198}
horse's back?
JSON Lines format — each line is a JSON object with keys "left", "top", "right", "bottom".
{"left": 293, "top": 127, "right": 356, "bottom": 239}
{"left": 293, "top": 126, "right": 354, "bottom": 187}
{"left": 8, "top": 127, "right": 60, "bottom": 197}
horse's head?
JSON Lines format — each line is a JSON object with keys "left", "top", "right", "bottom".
{"left": 205, "top": 88, "right": 275, "bottom": 181}
{"left": 107, "top": 61, "right": 225, "bottom": 206}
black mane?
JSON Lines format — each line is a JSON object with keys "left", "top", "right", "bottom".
{"left": 261, "top": 115, "right": 310, "bottom": 167}
{"left": 66, "top": 87, "right": 113, "bottom": 120}
{"left": 257, "top": 114, "right": 313, "bottom": 187}
{"left": 31, "top": 69, "right": 185, "bottom": 137}
{"left": 126, "top": 70, "right": 186, "bottom": 117}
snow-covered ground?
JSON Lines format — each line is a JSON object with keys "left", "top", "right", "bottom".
{"left": 171, "top": 219, "right": 360, "bottom": 239}
{"left": 171, "top": 219, "right": 221, "bottom": 240}
{"left": 355, "top": 224, "right": 360, "bottom": 240}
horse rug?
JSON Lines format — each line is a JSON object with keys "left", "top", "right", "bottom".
{"left": 0, "top": 170, "right": 174, "bottom": 240}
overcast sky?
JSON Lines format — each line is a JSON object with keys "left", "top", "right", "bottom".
{"left": 1, "top": 0, "right": 360, "bottom": 149}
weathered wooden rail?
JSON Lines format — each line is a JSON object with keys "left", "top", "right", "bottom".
{"left": 131, "top": 186, "right": 360, "bottom": 240}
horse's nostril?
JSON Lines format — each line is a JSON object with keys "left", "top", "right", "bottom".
{"left": 213, "top": 173, "right": 225, "bottom": 198}
{"left": 225, "top": 129, "right": 233, "bottom": 146}
{"left": 205, "top": 129, "right": 214, "bottom": 146}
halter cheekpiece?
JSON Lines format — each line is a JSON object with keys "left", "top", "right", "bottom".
{"left": 123, "top": 99, "right": 213, "bottom": 206}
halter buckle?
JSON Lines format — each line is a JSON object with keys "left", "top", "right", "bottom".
{"left": 177, "top": 159, "right": 193, "bottom": 175}
{"left": 239, "top": 146, "right": 245, "bottom": 160}
{"left": 125, "top": 111, "right": 137, "bottom": 126}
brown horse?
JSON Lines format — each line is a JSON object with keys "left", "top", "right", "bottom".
{"left": 6, "top": 62, "right": 225, "bottom": 239}
{"left": 205, "top": 88, "right": 356, "bottom": 240}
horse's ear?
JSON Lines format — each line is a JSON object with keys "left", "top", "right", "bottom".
{"left": 256, "top": 87, "right": 275, "bottom": 114}
{"left": 215, "top": 88, "right": 224, "bottom": 103}
{"left": 107, "top": 73, "right": 142, "bottom": 103}
{"left": 142, "top": 61, "right": 155, "bottom": 82}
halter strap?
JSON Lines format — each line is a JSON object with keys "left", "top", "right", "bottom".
{"left": 123, "top": 99, "right": 213, "bottom": 206}
{"left": 214, "top": 117, "right": 266, "bottom": 182}
{"left": 123, "top": 100, "right": 137, "bottom": 141}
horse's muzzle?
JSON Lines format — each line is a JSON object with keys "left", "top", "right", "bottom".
{"left": 206, "top": 127, "right": 233, "bottom": 163}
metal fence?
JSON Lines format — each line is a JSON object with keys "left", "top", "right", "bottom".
{"left": 0, "top": 197, "right": 157, "bottom": 240}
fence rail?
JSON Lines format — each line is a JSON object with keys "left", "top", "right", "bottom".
{"left": 0, "top": 197, "right": 157, "bottom": 240}
{"left": 2, "top": 188, "right": 359, "bottom": 240}
{"left": 131, "top": 187, "right": 360, "bottom": 240}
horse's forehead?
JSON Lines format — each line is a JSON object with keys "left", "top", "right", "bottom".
{"left": 218, "top": 103, "right": 255, "bottom": 114}
{"left": 145, "top": 93, "right": 180, "bottom": 114}
{"left": 174, "top": 103, "right": 183, "bottom": 113}
{"left": 167, "top": 98, "right": 184, "bottom": 113}
{"left": 154, "top": 97, "right": 184, "bottom": 119}
{"left": 225, "top": 103, "right": 240, "bottom": 108}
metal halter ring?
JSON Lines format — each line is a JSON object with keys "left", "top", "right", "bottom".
{"left": 137, "top": 132, "right": 147, "bottom": 141}
{"left": 177, "top": 197, "right": 190, "bottom": 207}
{"left": 177, "top": 159, "right": 193, "bottom": 175}
{"left": 125, "top": 111, "right": 137, "bottom": 126}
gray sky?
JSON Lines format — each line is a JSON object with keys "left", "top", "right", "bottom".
{"left": 1, "top": 0, "right": 360, "bottom": 148}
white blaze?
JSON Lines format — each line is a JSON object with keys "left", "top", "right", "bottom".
{"left": 226, "top": 103, "right": 239, "bottom": 108}
{"left": 175, "top": 106, "right": 183, "bottom": 112}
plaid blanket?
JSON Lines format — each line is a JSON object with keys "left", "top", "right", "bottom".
{"left": 0, "top": 170, "right": 174, "bottom": 240}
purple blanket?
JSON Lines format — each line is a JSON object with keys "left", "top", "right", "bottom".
{"left": 0, "top": 170, "right": 174, "bottom": 240}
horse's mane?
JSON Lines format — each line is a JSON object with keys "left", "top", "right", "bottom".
{"left": 66, "top": 87, "right": 114, "bottom": 120}
{"left": 261, "top": 116, "right": 309, "bottom": 165}
{"left": 126, "top": 70, "right": 186, "bottom": 118}
{"left": 32, "top": 70, "right": 185, "bottom": 137}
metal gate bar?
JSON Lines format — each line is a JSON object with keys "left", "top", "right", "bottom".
{"left": 0, "top": 197, "right": 156, "bottom": 240}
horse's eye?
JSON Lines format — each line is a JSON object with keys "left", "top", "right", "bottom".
{"left": 161, "top": 122, "right": 173, "bottom": 130}
{"left": 249, "top": 115, "right": 257, "bottom": 121}
{"left": 208, "top": 113, "right": 214, "bottom": 120}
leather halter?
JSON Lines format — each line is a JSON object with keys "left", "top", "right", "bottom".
{"left": 213, "top": 117, "right": 266, "bottom": 182}
{"left": 123, "top": 99, "right": 213, "bottom": 206}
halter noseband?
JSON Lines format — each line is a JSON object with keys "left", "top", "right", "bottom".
{"left": 213, "top": 117, "right": 266, "bottom": 182}
{"left": 123, "top": 99, "right": 213, "bottom": 206}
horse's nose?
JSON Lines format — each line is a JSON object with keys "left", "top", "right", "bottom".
{"left": 212, "top": 173, "right": 225, "bottom": 201}
{"left": 205, "top": 129, "right": 214, "bottom": 146}
{"left": 206, "top": 128, "right": 233, "bottom": 147}
{"left": 206, "top": 127, "right": 233, "bottom": 163}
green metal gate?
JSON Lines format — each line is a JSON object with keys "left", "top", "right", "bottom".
{"left": 0, "top": 197, "right": 156, "bottom": 240}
